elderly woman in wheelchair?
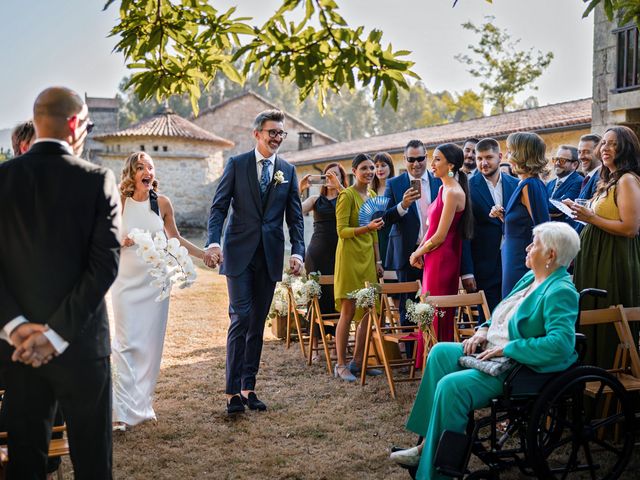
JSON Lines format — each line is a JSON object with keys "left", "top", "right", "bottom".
{"left": 390, "top": 222, "right": 585, "bottom": 479}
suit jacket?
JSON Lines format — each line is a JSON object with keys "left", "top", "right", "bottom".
{"left": 461, "top": 173, "right": 518, "bottom": 282}
{"left": 574, "top": 169, "right": 602, "bottom": 233}
{"left": 0, "top": 141, "right": 121, "bottom": 360}
{"left": 482, "top": 267, "right": 579, "bottom": 373}
{"left": 207, "top": 150, "right": 305, "bottom": 283}
{"left": 382, "top": 172, "right": 441, "bottom": 270}
{"left": 546, "top": 171, "right": 584, "bottom": 226}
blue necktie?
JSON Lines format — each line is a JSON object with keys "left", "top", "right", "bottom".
{"left": 259, "top": 159, "right": 272, "bottom": 197}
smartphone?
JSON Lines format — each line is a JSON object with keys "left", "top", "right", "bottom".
{"left": 410, "top": 179, "right": 422, "bottom": 197}
{"left": 308, "top": 174, "right": 327, "bottom": 185}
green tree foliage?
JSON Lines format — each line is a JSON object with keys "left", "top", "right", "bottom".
{"left": 104, "top": 0, "right": 417, "bottom": 114}
{"left": 582, "top": 0, "right": 640, "bottom": 25}
{"left": 455, "top": 16, "right": 553, "bottom": 114}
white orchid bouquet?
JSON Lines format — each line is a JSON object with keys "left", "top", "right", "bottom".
{"left": 405, "top": 296, "right": 443, "bottom": 333}
{"left": 347, "top": 284, "right": 381, "bottom": 309}
{"left": 128, "top": 228, "right": 197, "bottom": 302}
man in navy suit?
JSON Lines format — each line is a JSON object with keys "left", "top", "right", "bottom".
{"left": 383, "top": 139, "right": 441, "bottom": 330}
{"left": 205, "top": 109, "right": 305, "bottom": 414}
{"left": 547, "top": 145, "right": 583, "bottom": 227}
{"left": 574, "top": 134, "right": 603, "bottom": 233}
{"left": 460, "top": 138, "right": 518, "bottom": 317}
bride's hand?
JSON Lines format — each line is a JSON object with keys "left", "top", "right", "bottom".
{"left": 122, "top": 237, "right": 135, "bottom": 248}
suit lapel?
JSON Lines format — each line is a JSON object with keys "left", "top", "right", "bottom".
{"left": 475, "top": 175, "right": 495, "bottom": 211}
{"left": 502, "top": 174, "right": 517, "bottom": 207}
{"left": 246, "top": 151, "right": 263, "bottom": 214}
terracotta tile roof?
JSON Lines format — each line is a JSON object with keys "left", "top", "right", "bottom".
{"left": 286, "top": 98, "right": 592, "bottom": 165}
{"left": 196, "top": 90, "right": 338, "bottom": 143}
{"left": 95, "top": 106, "right": 234, "bottom": 147}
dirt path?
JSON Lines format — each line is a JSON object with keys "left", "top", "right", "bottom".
{"left": 69, "top": 265, "right": 637, "bottom": 479}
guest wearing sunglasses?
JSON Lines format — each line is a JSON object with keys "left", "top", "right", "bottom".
{"left": 383, "top": 140, "right": 441, "bottom": 337}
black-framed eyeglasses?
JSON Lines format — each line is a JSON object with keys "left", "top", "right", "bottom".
{"left": 406, "top": 155, "right": 426, "bottom": 163}
{"left": 262, "top": 129, "right": 287, "bottom": 139}
{"left": 551, "top": 157, "right": 575, "bottom": 166}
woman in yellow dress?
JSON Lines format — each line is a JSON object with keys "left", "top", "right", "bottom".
{"left": 334, "top": 153, "right": 385, "bottom": 382}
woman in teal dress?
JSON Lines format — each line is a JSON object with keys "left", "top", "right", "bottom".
{"left": 500, "top": 132, "right": 550, "bottom": 297}
{"left": 568, "top": 125, "right": 640, "bottom": 367}
{"left": 389, "top": 222, "right": 581, "bottom": 479}
{"left": 334, "top": 153, "right": 385, "bottom": 382}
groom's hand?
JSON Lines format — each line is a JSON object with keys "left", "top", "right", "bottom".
{"left": 289, "top": 257, "right": 303, "bottom": 276}
{"left": 204, "top": 246, "right": 222, "bottom": 268}
{"left": 9, "top": 323, "right": 47, "bottom": 348}
{"left": 12, "top": 331, "right": 56, "bottom": 367}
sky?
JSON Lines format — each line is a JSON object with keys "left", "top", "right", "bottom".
{"left": 0, "top": 0, "right": 594, "bottom": 132}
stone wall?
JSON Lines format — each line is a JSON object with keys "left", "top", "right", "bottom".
{"left": 193, "top": 94, "right": 335, "bottom": 158}
{"left": 592, "top": 5, "right": 640, "bottom": 134}
{"left": 95, "top": 136, "right": 227, "bottom": 227}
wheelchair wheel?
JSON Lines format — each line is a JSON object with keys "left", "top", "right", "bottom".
{"left": 526, "top": 366, "right": 635, "bottom": 479}
{"left": 465, "top": 469, "right": 499, "bottom": 479}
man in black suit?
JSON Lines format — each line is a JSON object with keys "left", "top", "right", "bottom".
{"left": 0, "top": 87, "right": 120, "bottom": 479}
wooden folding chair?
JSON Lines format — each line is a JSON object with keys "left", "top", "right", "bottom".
{"left": 306, "top": 275, "right": 342, "bottom": 374}
{"left": 580, "top": 306, "right": 640, "bottom": 395}
{"left": 285, "top": 284, "right": 310, "bottom": 359}
{"left": 360, "top": 280, "right": 425, "bottom": 399}
{"left": 428, "top": 291, "right": 491, "bottom": 344}
{"left": 380, "top": 271, "right": 401, "bottom": 327}
{"left": 0, "top": 425, "right": 69, "bottom": 480}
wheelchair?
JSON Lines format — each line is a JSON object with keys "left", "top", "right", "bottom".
{"left": 400, "top": 289, "right": 639, "bottom": 479}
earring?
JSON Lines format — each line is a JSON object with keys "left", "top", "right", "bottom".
{"left": 447, "top": 170, "right": 454, "bottom": 178}
{"left": 545, "top": 263, "right": 550, "bottom": 269}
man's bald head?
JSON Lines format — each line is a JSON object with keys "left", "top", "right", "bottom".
{"left": 32, "top": 87, "right": 90, "bottom": 154}
{"left": 34, "top": 87, "right": 84, "bottom": 119}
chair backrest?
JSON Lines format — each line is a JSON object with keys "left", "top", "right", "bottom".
{"left": 427, "top": 291, "right": 492, "bottom": 324}
{"left": 618, "top": 306, "right": 640, "bottom": 378}
{"left": 377, "top": 280, "right": 421, "bottom": 296}
{"left": 579, "top": 306, "right": 640, "bottom": 378}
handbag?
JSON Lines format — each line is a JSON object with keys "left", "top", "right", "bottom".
{"left": 458, "top": 354, "right": 515, "bottom": 377}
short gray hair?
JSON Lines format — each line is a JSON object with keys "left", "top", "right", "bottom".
{"left": 532, "top": 222, "right": 581, "bottom": 268}
{"left": 252, "top": 109, "right": 285, "bottom": 131}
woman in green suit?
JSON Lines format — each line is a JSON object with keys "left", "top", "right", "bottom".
{"left": 390, "top": 222, "right": 581, "bottom": 479}
{"left": 334, "top": 153, "right": 385, "bottom": 382}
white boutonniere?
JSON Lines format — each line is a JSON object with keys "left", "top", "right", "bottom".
{"left": 273, "top": 170, "right": 287, "bottom": 185}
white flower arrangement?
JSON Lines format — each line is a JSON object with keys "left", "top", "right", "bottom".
{"left": 405, "top": 297, "right": 443, "bottom": 333}
{"left": 269, "top": 284, "right": 289, "bottom": 318}
{"left": 273, "top": 170, "right": 285, "bottom": 185}
{"left": 128, "top": 228, "right": 197, "bottom": 302}
{"left": 269, "top": 271, "right": 322, "bottom": 317}
{"left": 347, "top": 284, "right": 380, "bottom": 309}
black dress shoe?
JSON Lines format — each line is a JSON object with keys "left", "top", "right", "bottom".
{"left": 226, "top": 395, "right": 245, "bottom": 415}
{"left": 241, "top": 392, "right": 267, "bottom": 411}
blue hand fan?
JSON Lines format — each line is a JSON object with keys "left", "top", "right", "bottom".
{"left": 358, "top": 196, "right": 390, "bottom": 226}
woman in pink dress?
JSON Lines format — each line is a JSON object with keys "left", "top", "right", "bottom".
{"left": 409, "top": 143, "right": 473, "bottom": 341}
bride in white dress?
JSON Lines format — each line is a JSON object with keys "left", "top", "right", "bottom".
{"left": 111, "top": 152, "right": 205, "bottom": 429}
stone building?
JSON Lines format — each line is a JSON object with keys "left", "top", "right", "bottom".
{"left": 592, "top": 5, "right": 640, "bottom": 136}
{"left": 286, "top": 98, "right": 593, "bottom": 180}
{"left": 192, "top": 90, "right": 337, "bottom": 158}
{"left": 85, "top": 95, "right": 119, "bottom": 162}
{"left": 93, "top": 106, "right": 234, "bottom": 227}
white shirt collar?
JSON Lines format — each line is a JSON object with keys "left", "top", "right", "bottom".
{"left": 34, "top": 138, "right": 73, "bottom": 155}
{"left": 483, "top": 172, "right": 502, "bottom": 189}
{"left": 254, "top": 147, "right": 276, "bottom": 164}
{"left": 586, "top": 164, "right": 602, "bottom": 179}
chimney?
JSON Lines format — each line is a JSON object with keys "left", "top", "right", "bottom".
{"left": 298, "top": 132, "right": 313, "bottom": 150}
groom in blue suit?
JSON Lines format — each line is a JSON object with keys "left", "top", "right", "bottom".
{"left": 205, "top": 110, "right": 305, "bottom": 414}
{"left": 383, "top": 139, "right": 441, "bottom": 332}
{"left": 460, "top": 138, "right": 518, "bottom": 317}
